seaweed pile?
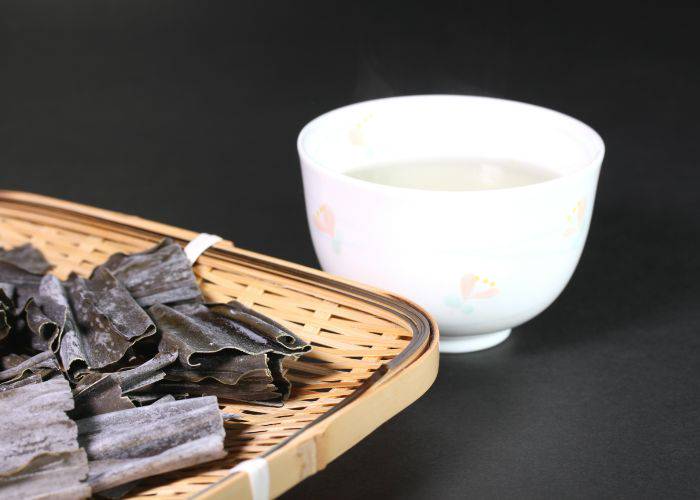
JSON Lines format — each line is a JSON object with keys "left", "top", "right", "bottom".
{"left": 0, "top": 239, "right": 311, "bottom": 497}
{"left": 0, "top": 378, "right": 90, "bottom": 499}
{"left": 0, "top": 377, "right": 226, "bottom": 498}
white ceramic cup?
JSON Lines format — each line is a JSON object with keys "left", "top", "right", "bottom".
{"left": 297, "top": 95, "right": 604, "bottom": 353}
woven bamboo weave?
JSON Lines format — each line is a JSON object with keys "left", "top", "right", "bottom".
{"left": 0, "top": 191, "right": 439, "bottom": 499}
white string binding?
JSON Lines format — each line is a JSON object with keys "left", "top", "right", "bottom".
{"left": 229, "top": 457, "right": 270, "bottom": 500}
{"left": 184, "top": 233, "right": 223, "bottom": 265}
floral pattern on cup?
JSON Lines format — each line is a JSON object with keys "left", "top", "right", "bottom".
{"left": 348, "top": 113, "right": 374, "bottom": 147}
{"left": 313, "top": 204, "right": 342, "bottom": 254}
{"left": 564, "top": 199, "right": 586, "bottom": 237}
{"left": 445, "top": 273, "right": 500, "bottom": 315}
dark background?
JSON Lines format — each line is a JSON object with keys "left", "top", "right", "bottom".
{"left": 1, "top": 2, "right": 698, "bottom": 498}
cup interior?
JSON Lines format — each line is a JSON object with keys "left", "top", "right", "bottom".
{"left": 298, "top": 95, "right": 604, "bottom": 183}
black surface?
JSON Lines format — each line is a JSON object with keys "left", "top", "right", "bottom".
{"left": 1, "top": 2, "right": 698, "bottom": 498}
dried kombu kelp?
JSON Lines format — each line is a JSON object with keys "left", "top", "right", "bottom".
{"left": 64, "top": 269, "right": 156, "bottom": 370}
{"left": 88, "top": 434, "right": 225, "bottom": 494}
{"left": 152, "top": 301, "right": 310, "bottom": 367}
{"left": 95, "top": 238, "right": 202, "bottom": 307}
{"left": 0, "top": 378, "right": 79, "bottom": 470}
{"left": 111, "top": 350, "right": 178, "bottom": 394}
{"left": 221, "top": 412, "right": 243, "bottom": 421}
{"left": 0, "top": 353, "right": 55, "bottom": 392}
{"left": 0, "top": 374, "right": 48, "bottom": 392}
{"left": 0, "top": 289, "right": 13, "bottom": 342}
{"left": 0, "top": 263, "right": 42, "bottom": 315}
{"left": 71, "top": 351, "right": 178, "bottom": 419}
{"left": 76, "top": 396, "right": 225, "bottom": 493}
{"left": 0, "top": 377, "right": 91, "bottom": 499}
{"left": 148, "top": 300, "right": 305, "bottom": 405}
{"left": 126, "top": 393, "right": 161, "bottom": 406}
{"left": 151, "top": 394, "right": 176, "bottom": 405}
{"left": 24, "top": 275, "right": 72, "bottom": 352}
{"left": 0, "top": 244, "right": 53, "bottom": 275}
{"left": 127, "top": 391, "right": 190, "bottom": 406}
{"left": 165, "top": 351, "right": 270, "bottom": 385}
{"left": 0, "top": 242, "right": 308, "bottom": 408}
{"left": 24, "top": 274, "right": 89, "bottom": 376}
{"left": 149, "top": 379, "right": 286, "bottom": 406}
{"left": 0, "top": 450, "right": 90, "bottom": 500}
{"left": 70, "top": 268, "right": 156, "bottom": 343}
{"left": 0, "top": 244, "right": 51, "bottom": 316}
{"left": 160, "top": 351, "right": 290, "bottom": 404}
{"left": 225, "top": 300, "right": 310, "bottom": 352}
{"left": 0, "top": 237, "right": 313, "bottom": 491}
{"left": 268, "top": 353, "right": 292, "bottom": 401}
{"left": 0, "top": 351, "right": 58, "bottom": 389}
{"left": 0, "top": 353, "right": 27, "bottom": 371}
{"left": 71, "top": 373, "right": 135, "bottom": 420}
{"left": 0, "top": 282, "right": 15, "bottom": 299}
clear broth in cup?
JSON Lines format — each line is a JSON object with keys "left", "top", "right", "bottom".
{"left": 346, "top": 158, "right": 558, "bottom": 191}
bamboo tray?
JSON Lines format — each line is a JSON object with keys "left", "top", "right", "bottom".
{"left": 0, "top": 191, "right": 439, "bottom": 499}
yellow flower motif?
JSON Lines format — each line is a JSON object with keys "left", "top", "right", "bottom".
{"left": 564, "top": 198, "right": 586, "bottom": 236}
{"left": 349, "top": 113, "right": 374, "bottom": 146}
{"left": 460, "top": 273, "right": 499, "bottom": 301}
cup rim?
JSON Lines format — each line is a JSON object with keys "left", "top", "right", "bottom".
{"left": 297, "top": 94, "right": 605, "bottom": 196}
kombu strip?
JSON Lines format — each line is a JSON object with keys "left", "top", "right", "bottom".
{"left": 268, "top": 353, "right": 292, "bottom": 401}
{"left": 76, "top": 396, "right": 225, "bottom": 493}
{"left": 0, "top": 244, "right": 52, "bottom": 316}
{"left": 225, "top": 300, "right": 310, "bottom": 352}
{"left": 127, "top": 393, "right": 186, "bottom": 406}
{"left": 146, "top": 353, "right": 288, "bottom": 405}
{"left": 64, "top": 270, "right": 156, "bottom": 371}
{"left": 0, "top": 351, "right": 58, "bottom": 389}
{"left": 149, "top": 378, "right": 285, "bottom": 406}
{"left": 159, "top": 350, "right": 289, "bottom": 404}
{"left": 165, "top": 351, "right": 270, "bottom": 385}
{"left": 0, "top": 289, "right": 12, "bottom": 342}
{"left": 71, "top": 351, "right": 179, "bottom": 419}
{"left": 0, "top": 377, "right": 91, "bottom": 499}
{"left": 0, "top": 262, "right": 42, "bottom": 315}
{"left": 152, "top": 301, "right": 310, "bottom": 367}
{"left": 71, "top": 373, "right": 135, "bottom": 420}
{"left": 111, "top": 350, "right": 178, "bottom": 394}
{"left": 0, "top": 244, "right": 53, "bottom": 275}
{"left": 24, "top": 275, "right": 70, "bottom": 352}
{"left": 94, "top": 238, "right": 202, "bottom": 307}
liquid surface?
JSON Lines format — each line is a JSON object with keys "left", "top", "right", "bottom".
{"left": 345, "top": 158, "right": 558, "bottom": 191}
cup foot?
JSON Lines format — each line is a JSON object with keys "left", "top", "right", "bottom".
{"left": 439, "top": 329, "right": 511, "bottom": 353}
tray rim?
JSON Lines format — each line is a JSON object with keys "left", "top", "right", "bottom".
{"left": 0, "top": 190, "right": 440, "bottom": 499}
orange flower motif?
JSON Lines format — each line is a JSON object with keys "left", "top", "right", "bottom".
{"left": 313, "top": 205, "right": 335, "bottom": 237}
{"left": 460, "top": 273, "right": 500, "bottom": 300}
{"left": 445, "top": 273, "right": 500, "bottom": 314}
